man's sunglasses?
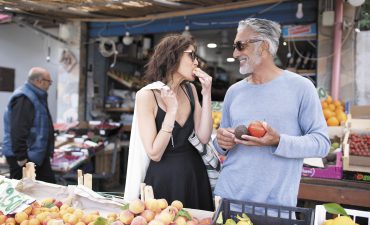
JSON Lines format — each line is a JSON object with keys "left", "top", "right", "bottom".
{"left": 233, "top": 39, "right": 263, "bottom": 51}
{"left": 183, "top": 51, "right": 198, "bottom": 62}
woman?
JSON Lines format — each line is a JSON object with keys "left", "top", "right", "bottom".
{"left": 136, "top": 34, "right": 213, "bottom": 210}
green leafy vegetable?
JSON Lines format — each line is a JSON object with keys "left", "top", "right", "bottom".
{"left": 323, "top": 203, "right": 348, "bottom": 216}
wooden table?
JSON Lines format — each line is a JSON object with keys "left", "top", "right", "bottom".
{"left": 299, "top": 178, "right": 370, "bottom": 208}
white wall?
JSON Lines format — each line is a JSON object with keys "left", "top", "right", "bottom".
{"left": 0, "top": 23, "right": 62, "bottom": 140}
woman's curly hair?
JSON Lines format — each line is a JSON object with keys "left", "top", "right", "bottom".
{"left": 144, "top": 34, "right": 196, "bottom": 83}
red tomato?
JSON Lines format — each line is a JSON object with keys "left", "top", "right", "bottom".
{"left": 247, "top": 121, "right": 266, "bottom": 138}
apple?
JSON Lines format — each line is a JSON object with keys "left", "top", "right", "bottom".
{"left": 247, "top": 121, "right": 266, "bottom": 138}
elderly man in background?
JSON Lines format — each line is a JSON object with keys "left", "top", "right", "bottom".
{"left": 2, "top": 67, "right": 56, "bottom": 183}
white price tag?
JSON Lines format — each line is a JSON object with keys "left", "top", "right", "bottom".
{"left": 0, "top": 178, "right": 35, "bottom": 215}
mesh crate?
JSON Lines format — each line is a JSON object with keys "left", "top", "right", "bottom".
{"left": 212, "top": 198, "right": 314, "bottom": 225}
{"left": 314, "top": 205, "right": 370, "bottom": 225}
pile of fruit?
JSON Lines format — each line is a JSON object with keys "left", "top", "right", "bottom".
{"left": 321, "top": 96, "right": 347, "bottom": 126}
{"left": 0, "top": 198, "right": 211, "bottom": 225}
{"left": 348, "top": 133, "right": 370, "bottom": 157}
{"left": 212, "top": 111, "right": 222, "bottom": 129}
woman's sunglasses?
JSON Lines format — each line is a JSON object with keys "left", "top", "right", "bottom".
{"left": 183, "top": 51, "right": 198, "bottom": 62}
{"left": 233, "top": 39, "right": 263, "bottom": 51}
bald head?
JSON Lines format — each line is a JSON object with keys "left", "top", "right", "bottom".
{"left": 27, "top": 67, "right": 52, "bottom": 91}
{"left": 28, "top": 67, "right": 49, "bottom": 82}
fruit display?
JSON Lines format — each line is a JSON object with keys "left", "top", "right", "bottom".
{"left": 322, "top": 203, "right": 360, "bottom": 225}
{"left": 348, "top": 133, "right": 370, "bottom": 157}
{"left": 321, "top": 96, "right": 347, "bottom": 126}
{"left": 0, "top": 198, "right": 211, "bottom": 225}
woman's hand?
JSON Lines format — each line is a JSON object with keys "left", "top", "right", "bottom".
{"left": 193, "top": 68, "right": 212, "bottom": 96}
{"left": 160, "top": 86, "right": 178, "bottom": 114}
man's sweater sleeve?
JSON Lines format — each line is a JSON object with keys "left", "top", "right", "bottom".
{"left": 274, "top": 82, "right": 330, "bottom": 159}
{"left": 213, "top": 90, "right": 231, "bottom": 155}
{"left": 10, "top": 96, "right": 35, "bottom": 161}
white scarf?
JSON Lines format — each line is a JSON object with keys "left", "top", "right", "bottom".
{"left": 124, "top": 81, "right": 167, "bottom": 201}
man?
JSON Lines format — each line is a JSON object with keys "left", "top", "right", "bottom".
{"left": 2, "top": 67, "right": 56, "bottom": 183}
{"left": 213, "top": 18, "right": 330, "bottom": 208}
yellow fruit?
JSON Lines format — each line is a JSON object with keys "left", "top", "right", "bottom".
{"left": 328, "top": 104, "right": 336, "bottom": 112}
{"left": 327, "top": 117, "right": 340, "bottom": 126}
{"left": 323, "top": 109, "right": 333, "bottom": 120}
{"left": 15, "top": 212, "right": 29, "bottom": 224}
{"left": 321, "top": 101, "right": 328, "bottom": 109}
{"left": 333, "top": 216, "right": 356, "bottom": 225}
{"left": 323, "top": 219, "right": 334, "bottom": 225}
{"left": 336, "top": 112, "right": 347, "bottom": 123}
{"left": 333, "top": 100, "right": 342, "bottom": 107}
{"left": 326, "top": 95, "right": 333, "bottom": 104}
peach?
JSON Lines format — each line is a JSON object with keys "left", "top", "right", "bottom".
{"left": 75, "top": 222, "right": 86, "bottom": 225}
{"left": 145, "top": 199, "right": 161, "bottom": 213}
{"left": 155, "top": 211, "right": 174, "bottom": 225}
{"left": 107, "top": 213, "right": 117, "bottom": 220}
{"left": 24, "top": 206, "right": 33, "bottom": 215}
{"left": 186, "top": 220, "right": 198, "bottom": 225}
{"left": 0, "top": 215, "right": 8, "bottom": 224}
{"left": 129, "top": 199, "right": 145, "bottom": 214}
{"left": 5, "top": 217, "right": 16, "bottom": 225}
{"left": 131, "top": 216, "right": 148, "bottom": 225}
{"left": 157, "top": 199, "right": 168, "bottom": 210}
{"left": 170, "top": 201, "right": 183, "bottom": 211}
{"left": 15, "top": 211, "right": 29, "bottom": 224}
{"left": 119, "top": 210, "right": 134, "bottom": 224}
{"left": 110, "top": 221, "right": 124, "bottom": 225}
{"left": 60, "top": 204, "right": 69, "bottom": 211}
{"left": 140, "top": 210, "right": 155, "bottom": 222}
{"left": 81, "top": 215, "right": 93, "bottom": 224}
{"left": 20, "top": 220, "right": 30, "bottom": 225}
{"left": 174, "top": 216, "right": 187, "bottom": 225}
{"left": 148, "top": 219, "right": 165, "bottom": 225}
{"left": 29, "top": 218, "right": 41, "bottom": 225}
{"left": 54, "top": 201, "right": 63, "bottom": 209}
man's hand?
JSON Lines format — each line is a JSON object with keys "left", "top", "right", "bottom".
{"left": 17, "top": 158, "right": 28, "bottom": 167}
{"left": 216, "top": 128, "right": 236, "bottom": 150}
{"left": 235, "top": 122, "right": 280, "bottom": 146}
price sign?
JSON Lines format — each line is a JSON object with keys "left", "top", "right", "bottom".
{"left": 0, "top": 178, "right": 34, "bottom": 215}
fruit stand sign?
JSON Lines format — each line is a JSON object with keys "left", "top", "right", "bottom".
{"left": 0, "top": 178, "right": 34, "bottom": 215}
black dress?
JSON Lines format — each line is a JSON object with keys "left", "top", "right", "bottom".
{"left": 144, "top": 83, "right": 214, "bottom": 211}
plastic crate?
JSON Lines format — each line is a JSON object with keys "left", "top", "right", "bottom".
{"left": 212, "top": 198, "right": 314, "bottom": 225}
{"left": 314, "top": 205, "right": 370, "bottom": 225}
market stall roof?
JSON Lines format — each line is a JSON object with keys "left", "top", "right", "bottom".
{"left": 0, "top": 0, "right": 294, "bottom": 27}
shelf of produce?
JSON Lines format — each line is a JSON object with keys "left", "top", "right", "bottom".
{"left": 299, "top": 177, "right": 370, "bottom": 208}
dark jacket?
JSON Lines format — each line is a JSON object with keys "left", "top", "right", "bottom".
{"left": 2, "top": 82, "right": 54, "bottom": 166}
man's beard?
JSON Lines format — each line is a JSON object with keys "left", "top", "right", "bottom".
{"left": 239, "top": 53, "right": 262, "bottom": 75}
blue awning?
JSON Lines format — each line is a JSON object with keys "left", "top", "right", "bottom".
{"left": 88, "top": 0, "right": 317, "bottom": 38}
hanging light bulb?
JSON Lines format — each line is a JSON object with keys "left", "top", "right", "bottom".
{"left": 122, "top": 32, "right": 133, "bottom": 45}
{"left": 296, "top": 2, "right": 304, "bottom": 19}
{"left": 182, "top": 25, "right": 191, "bottom": 37}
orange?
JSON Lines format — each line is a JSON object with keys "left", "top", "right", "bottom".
{"left": 328, "top": 104, "right": 336, "bottom": 112}
{"left": 326, "top": 95, "right": 333, "bottom": 104}
{"left": 321, "top": 101, "right": 328, "bottom": 109}
{"left": 335, "top": 108, "right": 344, "bottom": 115}
{"left": 336, "top": 112, "right": 347, "bottom": 123}
{"left": 333, "top": 100, "right": 342, "bottom": 107}
{"left": 323, "top": 109, "right": 333, "bottom": 120}
{"left": 327, "top": 116, "right": 340, "bottom": 126}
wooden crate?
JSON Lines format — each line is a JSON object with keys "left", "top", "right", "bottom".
{"left": 95, "top": 147, "right": 121, "bottom": 189}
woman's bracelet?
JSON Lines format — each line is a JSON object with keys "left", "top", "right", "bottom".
{"left": 160, "top": 128, "right": 172, "bottom": 134}
{"left": 162, "top": 123, "right": 174, "bottom": 130}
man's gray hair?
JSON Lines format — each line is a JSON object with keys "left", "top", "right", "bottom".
{"left": 28, "top": 71, "right": 43, "bottom": 82}
{"left": 237, "top": 18, "right": 281, "bottom": 56}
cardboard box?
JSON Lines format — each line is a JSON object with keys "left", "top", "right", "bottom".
{"left": 350, "top": 105, "right": 370, "bottom": 119}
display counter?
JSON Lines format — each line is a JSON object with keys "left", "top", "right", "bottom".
{"left": 299, "top": 177, "right": 370, "bottom": 208}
